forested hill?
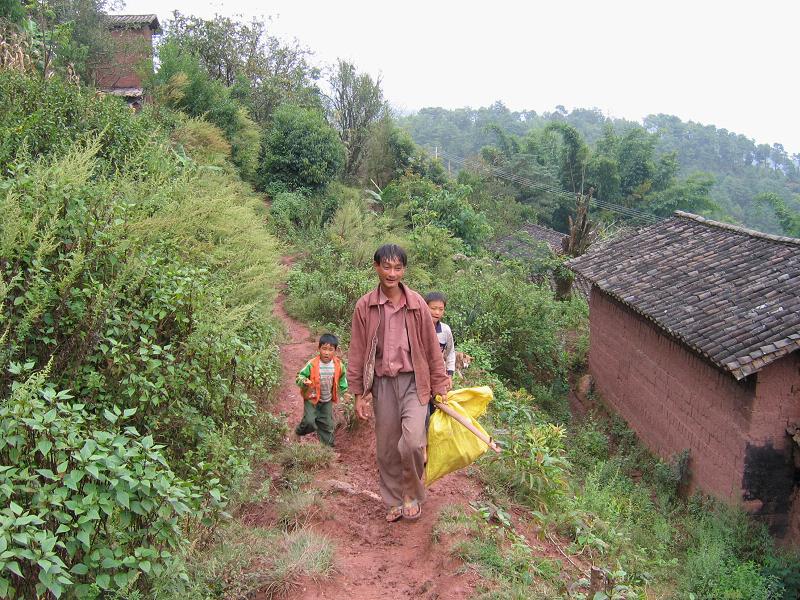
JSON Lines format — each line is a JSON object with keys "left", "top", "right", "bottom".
{"left": 399, "top": 104, "right": 800, "bottom": 234}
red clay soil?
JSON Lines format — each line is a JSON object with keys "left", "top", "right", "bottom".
{"left": 248, "top": 291, "right": 483, "bottom": 600}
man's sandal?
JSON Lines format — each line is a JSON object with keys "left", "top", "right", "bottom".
{"left": 385, "top": 505, "right": 403, "bottom": 523}
{"left": 402, "top": 501, "right": 421, "bottom": 521}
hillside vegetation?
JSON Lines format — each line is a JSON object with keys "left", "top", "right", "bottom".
{"left": 400, "top": 104, "right": 800, "bottom": 235}
{"left": 0, "top": 70, "right": 288, "bottom": 597}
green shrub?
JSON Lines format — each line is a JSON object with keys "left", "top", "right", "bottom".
{"left": 170, "top": 117, "right": 231, "bottom": 166}
{"left": 406, "top": 223, "right": 464, "bottom": 289}
{"left": 325, "top": 193, "right": 383, "bottom": 266}
{"left": 269, "top": 190, "right": 336, "bottom": 236}
{"left": 683, "top": 550, "right": 783, "bottom": 600}
{"left": 229, "top": 108, "right": 261, "bottom": 182}
{"left": 481, "top": 422, "right": 570, "bottom": 512}
{"left": 285, "top": 243, "right": 374, "bottom": 326}
{"left": 441, "top": 259, "right": 563, "bottom": 386}
{"left": 0, "top": 72, "right": 170, "bottom": 179}
{"left": 567, "top": 421, "right": 610, "bottom": 475}
{"left": 381, "top": 176, "right": 492, "bottom": 248}
{"left": 258, "top": 103, "right": 344, "bottom": 192}
{"left": 0, "top": 367, "right": 201, "bottom": 598}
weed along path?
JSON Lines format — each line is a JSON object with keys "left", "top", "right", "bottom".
{"left": 250, "top": 288, "right": 483, "bottom": 599}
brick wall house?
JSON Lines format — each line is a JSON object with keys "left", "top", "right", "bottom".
{"left": 95, "top": 14, "right": 161, "bottom": 107}
{"left": 568, "top": 212, "right": 800, "bottom": 539}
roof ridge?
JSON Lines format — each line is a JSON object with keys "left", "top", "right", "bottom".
{"left": 674, "top": 211, "right": 800, "bottom": 246}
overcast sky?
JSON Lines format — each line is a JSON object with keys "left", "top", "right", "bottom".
{"left": 120, "top": 0, "right": 800, "bottom": 155}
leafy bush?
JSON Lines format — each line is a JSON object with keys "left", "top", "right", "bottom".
{"left": 406, "top": 223, "right": 464, "bottom": 289}
{"left": 440, "top": 259, "right": 563, "bottom": 386}
{"left": 567, "top": 421, "right": 610, "bottom": 475}
{"left": 683, "top": 551, "right": 783, "bottom": 600}
{"left": 258, "top": 103, "right": 344, "bottom": 192}
{"left": 228, "top": 108, "right": 261, "bottom": 182}
{"left": 268, "top": 189, "right": 340, "bottom": 237}
{"left": 0, "top": 72, "right": 169, "bottom": 178}
{"left": 675, "top": 501, "right": 790, "bottom": 599}
{"left": 0, "top": 367, "right": 200, "bottom": 598}
{"left": 285, "top": 242, "right": 374, "bottom": 327}
{"left": 481, "top": 422, "right": 570, "bottom": 512}
{"left": 381, "top": 176, "right": 492, "bottom": 248}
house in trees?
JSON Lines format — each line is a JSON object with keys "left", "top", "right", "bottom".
{"left": 95, "top": 14, "right": 161, "bottom": 108}
{"left": 490, "top": 222, "right": 591, "bottom": 300}
{"left": 568, "top": 211, "right": 800, "bottom": 540}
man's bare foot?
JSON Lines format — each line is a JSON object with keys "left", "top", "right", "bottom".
{"left": 386, "top": 505, "right": 403, "bottom": 523}
{"left": 402, "top": 500, "right": 421, "bottom": 520}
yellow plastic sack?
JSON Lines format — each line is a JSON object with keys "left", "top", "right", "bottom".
{"left": 425, "top": 386, "right": 494, "bottom": 486}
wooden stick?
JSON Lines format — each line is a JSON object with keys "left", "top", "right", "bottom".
{"left": 433, "top": 401, "right": 501, "bottom": 453}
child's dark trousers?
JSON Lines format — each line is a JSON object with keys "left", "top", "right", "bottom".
{"left": 295, "top": 400, "right": 335, "bottom": 446}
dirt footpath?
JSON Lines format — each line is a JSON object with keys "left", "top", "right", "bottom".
{"left": 255, "top": 291, "right": 482, "bottom": 600}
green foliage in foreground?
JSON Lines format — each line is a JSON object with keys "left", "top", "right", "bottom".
{"left": 486, "top": 390, "right": 800, "bottom": 599}
{"left": 0, "top": 72, "right": 283, "bottom": 597}
{"left": 0, "top": 368, "right": 194, "bottom": 598}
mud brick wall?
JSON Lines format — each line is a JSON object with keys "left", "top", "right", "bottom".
{"left": 94, "top": 27, "right": 154, "bottom": 89}
{"left": 587, "top": 290, "right": 799, "bottom": 515}
{"left": 746, "top": 353, "right": 800, "bottom": 536}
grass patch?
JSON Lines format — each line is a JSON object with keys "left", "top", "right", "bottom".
{"left": 261, "top": 529, "right": 336, "bottom": 598}
{"left": 276, "top": 488, "right": 323, "bottom": 530}
{"left": 151, "top": 522, "right": 335, "bottom": 600}
{"left": 276, "top": 442, "right": 336, "bottom": 472}
{"left": 274, "top": 442, "right": 335, "bottom": 490}
{"left": 432, "top": 505, "right": 561, "bottom": 600}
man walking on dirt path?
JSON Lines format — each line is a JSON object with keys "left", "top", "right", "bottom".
{"left": 347, "top": 244, "right": 449, "bottom": 523}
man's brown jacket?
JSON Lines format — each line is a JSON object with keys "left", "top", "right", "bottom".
{"left": 347, "top": 283, "right": 449, "bottom": 405}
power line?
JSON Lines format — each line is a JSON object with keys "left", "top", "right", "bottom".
{"left": 430, "top": 147, "right": 661, "bottom": 224}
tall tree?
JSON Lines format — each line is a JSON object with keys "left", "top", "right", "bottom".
{"left": 617, "top": 127, "right": 657, "bottom": 204}
{"left": 754, "top": 192, "right": 800, "bottom": 237}
{"left": 327, "top": 59, "right": 386, "bottom": 180}
{"left": 647, "top": 173, "right": 717, "bottom": 217}
{"left": 544, "top": 121, "right": 589, "bottom": 194}
{"left": 163, "top": 12, "right": 321, "bottom": 124}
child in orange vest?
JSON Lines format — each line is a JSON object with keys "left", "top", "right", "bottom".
{"left": 295, "top": 333, "right": 348, "bottom": 447}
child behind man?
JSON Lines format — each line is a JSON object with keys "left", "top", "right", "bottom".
{"left": 423, "top": 292, "right": 454, "bottom": 465}
{"left": 424, "top": 292, "right": 455, "bottom": 383}
{"left": 295, "top": 333, "right": 348, "bottom": 447}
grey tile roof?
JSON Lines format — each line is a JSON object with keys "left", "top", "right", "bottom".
{"left": 510, "top": 223, "right": 566, "bottom": 253}
{"left": 568, "top": 212, "right": 800, "bottom": 379}
{"left": 105, "top": 14, "right": 161, "bottom": 32}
